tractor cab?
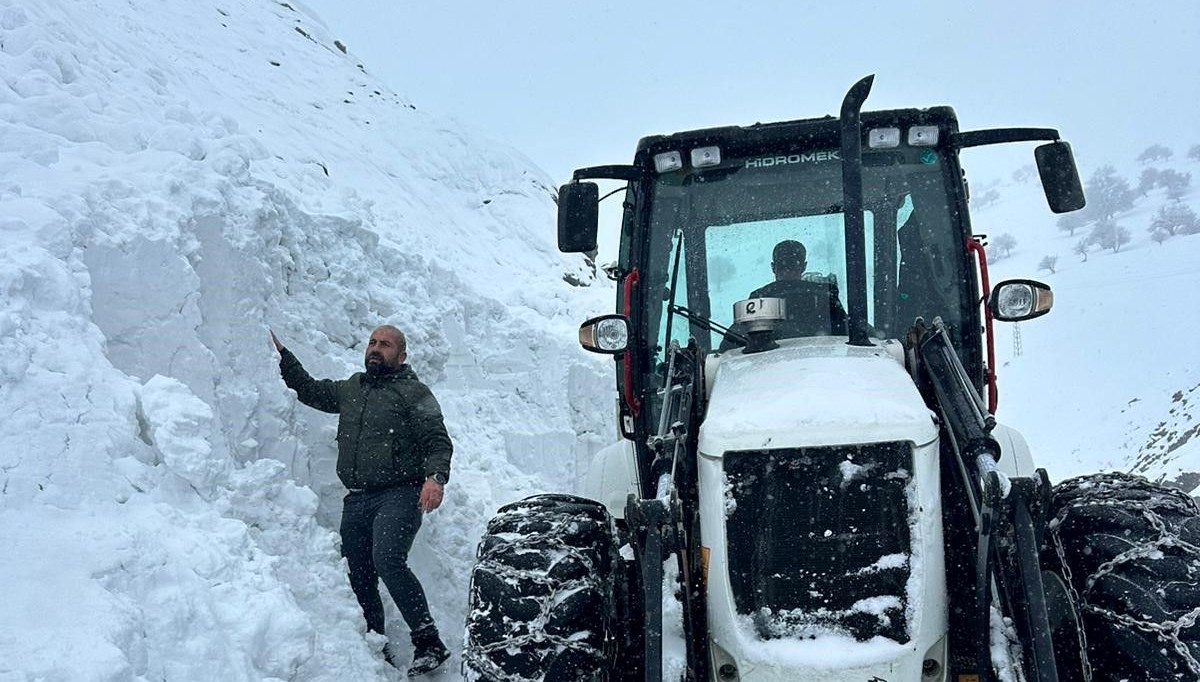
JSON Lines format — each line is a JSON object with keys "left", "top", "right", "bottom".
{"left": 565, "top": 100, "right": 1071, "bottom": 448}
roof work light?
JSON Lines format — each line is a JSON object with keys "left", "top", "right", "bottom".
{"left": 654, "top": 151, "right": 683, "bottom": 173}
{"left": 868, "top": 127, "right": 901, "bottom": 148}
{"left": 691, "top": 146, "right": 721, "bottom": 168}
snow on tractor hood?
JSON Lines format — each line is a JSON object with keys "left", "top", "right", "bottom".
{"left": 699, "top": 337, "right": 938, "bottom": 455}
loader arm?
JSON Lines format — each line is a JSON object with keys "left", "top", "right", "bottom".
{"left": 626, "top": 340, "right": 709, "bottom": 682}
{"left": 912, "top": 317, "right": 1062, "bottom": 682}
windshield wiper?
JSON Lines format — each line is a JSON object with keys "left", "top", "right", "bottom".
{"left": 662, "top": 232, "right": 747, "bottom": 350}
{"left": 662, "top": 232, "right": 684, "bottom": 350}
{"left": 669, "top": 304, "right": 747, "bottom": 347}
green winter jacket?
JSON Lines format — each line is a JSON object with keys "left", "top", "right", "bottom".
{"left": 279, "top": 347, "right": 453, "bottom": 490}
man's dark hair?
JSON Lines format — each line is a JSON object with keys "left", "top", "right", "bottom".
{"left": 376, "top": 324, "right": 407, "bottom": 354}
{"left": 772, "top": 240, "right": 806, "bottom": 270}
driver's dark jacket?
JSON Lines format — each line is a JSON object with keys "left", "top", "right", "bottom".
{"left": 749, "top": 279, "right": 848, "bottom": 337}
{"left": 278, "top": 348, "right": 453, "bottom": 490}
{"left": 719, "top": 279, "right": 848, "bottom": 351}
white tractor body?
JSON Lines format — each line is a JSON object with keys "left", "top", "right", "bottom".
{"left": 693, "top": 337, "right": 947, "bottom": 680}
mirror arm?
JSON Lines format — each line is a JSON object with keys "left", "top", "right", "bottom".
{"left": 571, "top": 165, "right": 645, "bottom": 182}
{"left": 950, "top": 128, "right": 1062, "bottom": 149}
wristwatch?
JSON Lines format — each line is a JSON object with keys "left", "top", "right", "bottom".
{"left": 428, "top": 472, "right": 448, "bottom": 486}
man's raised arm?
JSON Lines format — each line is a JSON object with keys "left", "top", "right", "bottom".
{"left": 272, "top": 331, "right": 340, "bottom": 414}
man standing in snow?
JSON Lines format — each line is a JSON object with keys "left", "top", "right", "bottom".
{"left": 272, "top": 325, "right": 452, "bottom": 676}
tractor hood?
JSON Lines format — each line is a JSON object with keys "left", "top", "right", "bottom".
{"left": 698, "top": 338, "right": 938, "bottom": 455}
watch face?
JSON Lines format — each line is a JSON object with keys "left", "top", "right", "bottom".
{"left": 430, "top": 473, "right": 447, "bottom": 485}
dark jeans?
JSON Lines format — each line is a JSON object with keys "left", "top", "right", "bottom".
{"left": 340, "top": 485, "right": 437, "bottom": 643}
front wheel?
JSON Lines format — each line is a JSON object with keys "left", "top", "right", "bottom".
{"left": 463, "top": 494, "right": 625, "bottom": 681}
{"left": 1046, "top": 472, "right": 1200, "bottom": 681}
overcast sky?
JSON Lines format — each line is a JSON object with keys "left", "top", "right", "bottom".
{"left": 300, "top": 1, "right": 1199, "bottom": 185}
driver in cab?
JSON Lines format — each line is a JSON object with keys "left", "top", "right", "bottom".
{"left": 719, "top": 239, "right": 848, "bottom": 350}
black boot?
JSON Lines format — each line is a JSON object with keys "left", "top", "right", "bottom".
{"left": 406, "top": 625, "right": 450, "bottom": 677}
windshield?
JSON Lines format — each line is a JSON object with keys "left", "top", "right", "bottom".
{"left": 640, "top": 147, "right": 973, "bottom": 364}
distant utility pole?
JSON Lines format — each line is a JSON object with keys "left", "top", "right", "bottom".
{"left": 1013, "top": 321, "right": 1023, "bottom": 357}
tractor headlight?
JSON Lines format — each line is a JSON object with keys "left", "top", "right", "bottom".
{"left": 578, "top": 315, "right": 630, "bottom": 354}
{"left": 997, "top": 284, "right": 1034, "bottom": 317}
{"left": 989, "top": 279, "right": 1054, "bottom": 322}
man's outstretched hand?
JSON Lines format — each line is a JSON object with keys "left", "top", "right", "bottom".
{"left": 419, "top": 479, "right": 444, "bottom": 513}
{"left": 270, "top": 330, "right": 283, "bottom": 352}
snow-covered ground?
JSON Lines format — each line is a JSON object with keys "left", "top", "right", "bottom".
{"left": 977, "top": 161, "right": 1200, "bottom": 485}
{"left": 0, "top": 1, "right": 610, "bottom": 679}
{"left": 1, "top": 1, "right": 1196, "bottom": 681}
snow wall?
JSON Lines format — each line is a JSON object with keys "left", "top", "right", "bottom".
{"left": 0, "top": 0, "right": 614, "bottom": 679}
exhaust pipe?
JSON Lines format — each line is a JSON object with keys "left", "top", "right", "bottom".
{"left": 840, "top": 75, "right": 874, "bottom": 347}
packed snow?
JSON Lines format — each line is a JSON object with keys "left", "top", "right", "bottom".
{"left": 699, "top": 341, "right": 938, "bottom": 452}
{"left": 1, "top": 0, "right": 1197, "bottom": 680}
{"left": 0, "top": 0, "right": 610, "bottom": 679}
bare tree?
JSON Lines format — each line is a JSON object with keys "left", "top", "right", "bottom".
{"left": 1137, "top": 144, "right": 1173, "bottom": 163}
{"left": 1012, "top": 165, "right": 1036, "bottom": 183}
{"left": 1137, "top": 167, "right": 1161, "bottom": 197}
{"left": 1091, "top": 218, "right": 1131, "bottom": 253}
{"left": 1038, "top": 255, "right": 1058, "bottom": 274}
{"left": 1074, "top": 238, "right": 1090, "bottom": 262}
{"left": 1111, "top": 226, "right": 1132, "bottom": 253}
{"left": 1188, "top": 144, "right": 1200, "bottom": 162}
{"left": 1147, "top": 201, "right": 1195, "bottom": 235}
{"left": 1084, "top": 165, "right": 1135, "bottom": 221}
{"left": 1150, "top": 202, "right": 1199, "bottom": 237}
{"left": 973, "top": 188, "right": 1001, "bottom": 210}
{"left": 1151, "top": 228, "right": 1170, "bottom": 245}
{"left": 993, "top": 233, "right": 1018, "bottom": 259}
{"left": 1159, "top": 169, "right": 1192, "bottom": 202}
{"left": 1057, "top": 211, "right": 1088, "bottom": 237}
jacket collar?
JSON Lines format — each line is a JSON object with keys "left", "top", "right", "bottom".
{"left": 361, "top": 363, "right": 417, "bottom": 385}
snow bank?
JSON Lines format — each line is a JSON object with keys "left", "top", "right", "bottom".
{"left": 0, "top": 0, "right": 612, "bottom": 679}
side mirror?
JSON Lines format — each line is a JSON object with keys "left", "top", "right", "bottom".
{"left": 579, "top": 314, "right": 629, "bottom": 354}
{"left": 1035, "top": 141, "right": 1086, "bottom": 214}
{"left": 557, "top": 182, "right": 599, "bottom": 253}
{"left": 989, "top": 279, "right": 1053, "bottom": 322}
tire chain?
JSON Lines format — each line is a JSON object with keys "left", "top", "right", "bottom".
{"left": 1049, "top": 473, "right": 1200, "bottom": 679}
{"left": 1049, "top": 519, "right": 1093, "bottom": 681}
{"left": 464, "top": 506, "right": 615, "bottom": 682}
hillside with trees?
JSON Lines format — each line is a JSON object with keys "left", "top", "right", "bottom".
{"left": 980, "top": 142, "right": 1197, "bottom": 268}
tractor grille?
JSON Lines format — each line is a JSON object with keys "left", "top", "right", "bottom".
{"left": 724, "top": 443, "right": 913, "bottom": 643}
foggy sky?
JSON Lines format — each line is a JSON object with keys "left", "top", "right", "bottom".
{"left": 300, "top": 1, "right": 1199, "bottom": 185}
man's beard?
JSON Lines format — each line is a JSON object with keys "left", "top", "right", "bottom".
{"left": 365, "top": 354, "right": 397, "bottom": 376}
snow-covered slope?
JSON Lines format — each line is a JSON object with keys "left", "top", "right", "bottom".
{"left": 0, "top": 1, "right": 611, "bottom": 679}
{"left": 974, "top": 157, "right": 1200, "bottom": 486}
{"left": 2, "top": 0, "right": 1196, "bottom": 680}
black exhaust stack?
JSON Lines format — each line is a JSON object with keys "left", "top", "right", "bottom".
{"left": 840, "top": 75, "right": 874, "bottom": 347}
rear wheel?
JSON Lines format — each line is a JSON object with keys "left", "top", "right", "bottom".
{"left": 463, "top": 494, "right": 626, "bottom": 681}
{"left": 1046, "top": 472, "right": 1200, "bottom": 681}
